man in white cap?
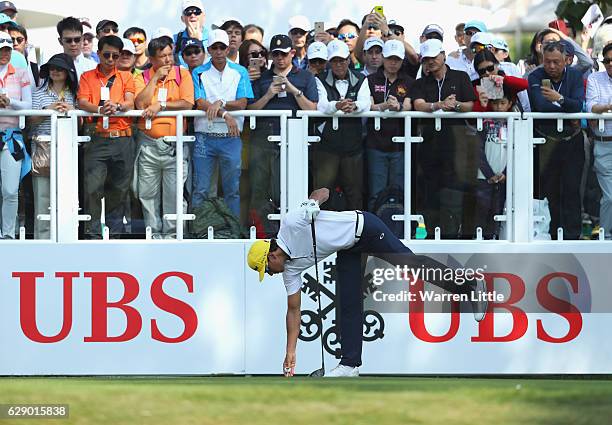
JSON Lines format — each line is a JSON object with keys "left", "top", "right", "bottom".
{"left": 306, "top": 41, "right": 327, "bottom": 76}
{"left": 117, "top": 38, "right": 137, "bottom": 74}
{"left": 313, "top": 39, "right": 371, "bottom": 211}
{"left": 288, "top": 15, "right": 311, "bottom": 70}
{"left": 361, "top": 36, "right": 383, "bottom": 77}
{"left": 412, "top": 39, "right": 476, "bottom": 237}
{"left": 174, "top": 0, "right": 208, "bottom": 67}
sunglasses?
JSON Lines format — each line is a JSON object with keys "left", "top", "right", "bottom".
{"left": 392, "top": 29, "right": 403, "bottom": 36}
{"left": 62, "top": 36, "right": 82, "bottom": 45}
{"left": 83, "top": 34, "right": 94, "bottom": 42}
{"left": 603, "top": 58, "right": 612, "bottom": 65}
{"left": 183, "top": 7, "right": 202, "bottom": 16}
{"left": 309, "top": 58, "right": 326, "bottom": 65}
{"left": 101, "top": 27, "right": 118, "bottom": 34}
{"left": 48, "top": 65, "right": 66, "bottom": 73}
{"left": 249, "top": 50, "right": 265, "bottom": 58}
{"left": 12, "top": 36, "right": 24, "bottom": 44}
{"left": 477, "top": 64, "right": 496, "bottom": 75}
{"left": 101, "top": 51, "right": 120, "bottom": 60}
{"left": 184, "top": 48, "right": 202, "bottom": 56}
{"left": 209, "top": 44, "right": 227, "bottom": 51}
{"left": 129, "top": 36, "right": 145, "bottom": 44}
{"left": 271, "top": 50, "right": 290, "bottom": 58}
{"left": 0, "top": 37, "right": 11, "bottom": 45}
{"left": 367, "top": 24, "right": 380, "bottom": 31}
{"left": 465, "top": 29, "right": 479, "bottom": 36}
{"left": 338, "top": 33, "right": 357, "bottom": 41}
{"left": 289, "top": 29, "right": 306, "bottom": 36}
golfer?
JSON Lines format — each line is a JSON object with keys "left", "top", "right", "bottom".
{"left": 247, "top": 188, "right": 488, "bottom": 377}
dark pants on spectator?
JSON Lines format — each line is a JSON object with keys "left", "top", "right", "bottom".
{"left": 536, "top": 131, "right": 584, "bottom": 240}
{"left": 83, "top": 135, "right": 133, "bottom": 237}
{"left": 475, "top": 179, "right": 506, "bottom": 239}
{"left": 336, "top": 211, "right": 473, "bottom": 367}
{"left": 313, "top": 149, "right": 363, "bottom": 210}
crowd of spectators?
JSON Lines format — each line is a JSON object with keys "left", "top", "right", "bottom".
{"left": 0, "top": 0, "right": 611, "bottom": 241}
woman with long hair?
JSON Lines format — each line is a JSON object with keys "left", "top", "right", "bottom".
{"left": 239, "top": 39, "right": 268, "bottom": 82}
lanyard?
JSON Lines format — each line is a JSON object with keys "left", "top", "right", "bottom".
{"left": 436, "top": 75, "right": 446, "bottom": 102}
{"left": 551, "top": 69, "right": 565, "bottom": 93}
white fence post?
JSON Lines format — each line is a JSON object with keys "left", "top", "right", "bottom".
{"left": 286, "top": 118, "right": 307, "bottom": 210}
{"left": 56, "top": 116, "right": 80, "bottom": 242}
{"left": 511, "top": 117, "right": 534, "bottom": 242}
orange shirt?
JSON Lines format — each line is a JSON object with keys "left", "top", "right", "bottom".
{"left": 77, "top": 65, "right": 136, "bottom": 132}
{"left": 134, "top": 67, "right": 194, "bottom": 139}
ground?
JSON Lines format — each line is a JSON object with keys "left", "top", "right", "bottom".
{"left": 0, "top": 377, "right": 611, "bottom": 425}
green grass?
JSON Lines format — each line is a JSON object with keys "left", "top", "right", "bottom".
{"left": 0, "top": 377, "right": 611, "bottom": 425}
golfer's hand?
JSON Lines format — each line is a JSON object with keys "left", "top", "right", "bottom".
{"left": 300, "top": 199, "right": 320, "bottom": 222}
{"left": 283, "top": 352, "right": 296, "bottom": 377}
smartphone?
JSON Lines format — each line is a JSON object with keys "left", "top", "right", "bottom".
{"left": 373, "top": 5, "right": 384, "bottom": 17}
{"left": 315, "top": 21, "right": 325, "bottom": 34}
{"left": 273, "top": 75, "right": 284, "bottom": 85}
{"left": 249, "top": 58, "right": 259, "bottom": 69}
{"left": 541, "top": 79, "right": 551, "bottom": 89}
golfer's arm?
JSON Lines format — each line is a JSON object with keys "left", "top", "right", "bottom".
{"left": 286, "top": 292, "right": 301, "bottom": 354}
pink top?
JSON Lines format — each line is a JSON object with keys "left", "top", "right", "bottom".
{"left": 0, "top": 64, "right": 31, "bottom": 130}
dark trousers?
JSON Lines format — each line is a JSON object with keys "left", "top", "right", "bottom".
{"left": 536, "top": 132, "right": 585, "bottom": 240}
{"left": 83, "top": 136, "right": 134, "bottom": 237}
{"left": 312, "top": 149, "right": 363, "bottom": 210}
{"left": 335, "top": 211, "right": 473, "bottom": 367}
{"left": 474, "top": 180, "right": 506, "bottom": 239}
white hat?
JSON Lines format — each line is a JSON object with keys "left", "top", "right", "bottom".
{"left": 288, "top": 15, "right": 311, "bottom": 32}
{"left": 364, "top": 37, "right": 384, "bottom": 52}
{"left": 182, "top": 0, "right": 203, "bottom": 11}
{"left": 492, "top": 37, "right": 509, "bottom": 51}
{"left": 383, "top": 39, "right": 405, "bottom": 59}
{"left": 327, "top": 39, "right": 350, "bottom": 60}
{"left": 419, "top": 38, "right": 444, "bottom": 60}
{"left": 0, "top": 31, "right": 12, "bottom": 50}
{"left": 307, "top": 41, "right": 327, "bottom": 61}
{"left": 120, "top": 38, "right": 136, "bottom": 54}
{"left": 208, "top": 29, "right": 229, "bottom": 47}
{"left": 422, "top": 24, "right": 444, "bottom": 38}
{"left": 470, "top": 32, "right": 493, "bottom": 47}
{"left": 152, "top": 27, "right": 173, "bottom": 40}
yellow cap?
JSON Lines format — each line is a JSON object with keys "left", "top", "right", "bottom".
{"left": 247, "top": 240, "right": 271, "bottom": 282}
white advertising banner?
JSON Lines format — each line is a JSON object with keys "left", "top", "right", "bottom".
{"left": 1, "top": 242, "right": 611, "bottom": 375}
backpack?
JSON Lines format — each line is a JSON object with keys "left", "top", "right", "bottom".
{"left": 372, "top": 185, "right": 404, "bottom": 238}
{"left": 191, "top": 198, "right": 245, "bottom": 239}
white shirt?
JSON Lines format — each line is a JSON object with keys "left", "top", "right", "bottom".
{"left": 278, "top": 210, "right": 359, "bottom": 296}
{"left": 586, "top": 70, "right": 612, "bottom": 137}
{"left": 73, "top": 53, "right": 97, "bottom": 80}
{"left": 315, "top": 75, "right": 372, "bottom": 114}
{"left": 446, "top": 50, "right": 478, "bottom": 81}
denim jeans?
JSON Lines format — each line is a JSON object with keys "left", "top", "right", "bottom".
{"left": 192, "top": 133, "right": 241, "bottom": 217}
{"left": 366, "top": 148, "right": 404, "bottom": 210}
{"left": 594, "top": 140, "right": 612, "bottom": 238}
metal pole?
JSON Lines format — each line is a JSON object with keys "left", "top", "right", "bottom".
{"left": 176, "top": 114, "right": 185, "bottom": 240}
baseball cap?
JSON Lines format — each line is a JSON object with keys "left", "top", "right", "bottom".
{"left": 80, "top": 17, "right": 95, "bottom": 36}
{"left": 383, "top": 39, "right": 405, "bottom": 59}
{"left": 269, "top": 34, "right": 292, "bottom": 53}
{"left": 183, "top": 38, "right": 204, "bottom": 50}
{"left": 0, "top": 12, "right": 16, "bottom": 27}
{"left": 422, "top": 24, "right": 444, "bottom": 38}
{"left": 288, "top": 15, "right": 311, "bottom": 32}
{"left": 420, "top": 38, "right": 444, "bottom": 60}
{"left": 151, "top": 27, "right": 173, "bottom": 40}
{"left": 388, "top": 20, "right": 404, "bottom": 34}
{"left": 208, "top": 29, "right": 229, "bottom": 47}
{"left": 464, "top": 20, "right": 487, "bottom": 33}
{"left": 247, "top": 240, "right": 271, "bottom": 282}
{"left": 120, "top": 38, "right": 136, "bottom": 54}
{"left": 327, "top": 39, "right": 350, "bottom": 60}
{"left": 364, "top": 36, "right": 384, "bottom": 52}
{"left": 0, "top": 1, "right": 16, "bottom": 14}
{"left": 0, "top": 31, "right": 12, "bottom": 49}
{"left": 307, "top": 41, "right": 328, "bottom": 61}
{"left": 492, "top": 37, "right": 509, "bottom": 51}
{"left": 182, "top": 0, "right": 203, "bottom": 12}
{"left": 470, "top": 32, "right": 493, "bottom": 47}
{"left": 212, "top": 17, "right": 243, "bottom": 30}
{"left": 96, "top": 19, "right": 118, "bottom": 34}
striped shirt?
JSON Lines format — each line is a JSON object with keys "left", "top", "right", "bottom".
{"left": 586, "top": 70, "right": 612, "bottom": 137}
{"left": 31, "top": 86, "right": 76, "bottom": 137}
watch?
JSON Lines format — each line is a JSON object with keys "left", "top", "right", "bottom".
{"left": 454, "top": 103, "right": 461, "bottom": 112}
{"left": 558, "top": 95, "right": 565, "bottom": 105}
{"left": 220, "top": 99, "right": 227, "bottom": 108}
{"left": 116, "top": 103, "right": 122, "bottom": 112}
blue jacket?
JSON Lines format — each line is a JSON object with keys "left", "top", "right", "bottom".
{"left": 0, "top": 129, "right": 32, "bottom": 180}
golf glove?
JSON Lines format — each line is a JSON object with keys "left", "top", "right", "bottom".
{"left": 300, "top": 199, "right": 320, "bottom": 222}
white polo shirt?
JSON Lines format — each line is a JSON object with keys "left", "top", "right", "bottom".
{"left": 278, "top": 210, "right": 359, "bottom": 296}
{"left": 446, "top": 50, "right": 478, "bottom": 81}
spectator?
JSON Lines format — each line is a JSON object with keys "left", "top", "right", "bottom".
{"left": 446, "top": 19, "right": 487, "bottom": 81}
{"left": 288, "top": 15, "right": 310, "bottom": 71}
{"left": 528, "top": 40, "right": 585, "bottom": 239}
{"left": 30, "top": 54, "right": 77, "bottom": 239}
{"left": 0, "top": 1, "right": 16, "bottom": 20}
{"left": 455, "top": 23, "right": 465, "bottom": 48}
{"left": 337, "top": 19, "right": 361, "bottom": 69}
{"left": 77, "top": 35, "right": 135, "bottom": 238}
{"left": 475, "top": 86, "right": 513, "bottom": 239}
{"left": 314, "top": 39, "right": 372, "bottom": 210}
{"left": 420, "top": 24, "right": 444, "bottom": 43}
{"left": 244, "top": 24, "right": 264, "bottom": 44}
{"left": 388, "top": 20, "right": 404, "bottom": 38}
{"left": 0, "top": 32, "right": 31, "bottom": 239}
{"left": 247, "top": 34, "right": 317, "bottom": 237}
{"left": 133, "top": 36, "right": 194, "bottom": 239}
{"left": 117, "top": 38, "right": 137, "bottom": 74}
{"left": 181, "top": 38, "right": 206, "bottom": 72}
{"left": 56, "top": 17, "right": 96, "bottom": 79}
{"left": 80, "top": 18, "right": 98, "bottom": 63}
{"left": 95, "top": 19, "right": 119, "bottom": 39}
{"left": 306, "top": 41, "right": 327, "bottom": 76}
{"left": 218, "top": 18, "right": 243, "bottom": 63}
{"left": 361, "top": 37, "right": 383, "bottom": 77}
{"left": 124, "top": 27, "right": 149, "bottom": 71}
{"left": 367, "top": 40, "right": 414, "bottom": 209}
{"left": 412, "top": 39, "right": 476, "bottom": 238}
{"left": 0, "top": 13, "right": 26, "bottom": 69}
{"left": 238, "top": 38, "right": 267, "bottom": 81}
{"left": 174, "top": 0, "right": 208, "bottom": 67}
{"left": 9, "top": 24, "right": 38, "bottom": 87}
{"left": 586, "top": 42, "right": 612, "bottom": 239}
